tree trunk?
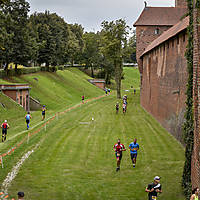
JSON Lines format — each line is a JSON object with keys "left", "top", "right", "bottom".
{"left": 15, "top": 63, "right": 18, "bottom": 72}
{"left": 91, "top": 65, "right": 94, "bottom": 78}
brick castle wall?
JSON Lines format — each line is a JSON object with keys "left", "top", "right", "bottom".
{"left": 136, "top": 25, "right": 172, "bottom": 75}
{"left": 175, "top": 0, "right": 187, "bottom": 8}
{"left": 191, "top": 5, "right": 200, "bottom": 190}
{"left": 140, "top": 31, "right": 188, "bottom": 141}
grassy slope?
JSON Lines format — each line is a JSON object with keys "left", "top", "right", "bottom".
{"left": 0, "top": 68, "right": 104, "bottom": 186}
{"left": 3, "top": 68, "right": 185, "bottom": 200}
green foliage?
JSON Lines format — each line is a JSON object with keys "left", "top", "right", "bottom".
{"left": 29, "top": 11, "right": 70, "bottom": 66}
{"left": 67, "top": 23, "right": 84, "bottom": 65}
{"left": 100, "top": 19, "right": 129, "bottom": 98}
{"left": 122, "top": 31, "right": 137, "bottom": 63}
{"left": 0, "top": 0, "right": 38, "bottom": 70}
{"left": 182, "top": 0, "right": 194, "bottom": 199}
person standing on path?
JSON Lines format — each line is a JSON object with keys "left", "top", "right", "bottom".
{"left": 82, "top": 95, "right": 85, "bottom": 104}
{"left": 25, "top": 112, "right": 32, "bottom": 130}
{"left": 190, "top": 188, "right": 199, "bottom": 200}
{"left": 145, "top": 176, "right": 162, "bottom": 200}
{"left": 1, "top": 120, "right": 9, "bottom": 142}
{"left": 123, "top": 103, "right": 127, "bottom": 114}
{"left": 129, "top": 138, "right": 139, "bottom": 168}
{"left": 113, "top": 139, "right": 126, "bottom": 172}
{"left": 116, "top": 102, "right": 119, "bottom": 114}
{"left": 42, "top": 105, "right": 46, "bottom": 121}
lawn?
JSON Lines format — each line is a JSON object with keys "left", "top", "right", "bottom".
{"left": 0, "top": 67, "right": 185, "bottom": 200}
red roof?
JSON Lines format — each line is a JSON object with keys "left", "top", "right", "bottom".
{"left": 134, "top": 7, "right": 187, "bottom": 26}
{"left": 141, "top": 16, "right": 189, "bottom": 57}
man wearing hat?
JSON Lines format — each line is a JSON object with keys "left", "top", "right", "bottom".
{"left": 145, "top": 176, "right": 162, "bottom": 200}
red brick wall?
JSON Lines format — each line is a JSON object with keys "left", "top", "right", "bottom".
{"left": 94, "top": 82, "right": 105, "bottom": 90}
{"left": 3, "top": 90, "right": 16, "bottom": 101}
{"left": 191, "top": 6, "right": 200, "bottom": 190}
{"left": 140, "top": 31, "right": 188, "bottom": 141}
{"left": 175, "top": 0, "right": 187, "bottom": 8}
{"left": 136, "top": 25, "right": 172, "bottom": 75}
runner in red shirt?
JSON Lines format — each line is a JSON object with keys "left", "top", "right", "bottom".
{"left": 113, "top": 139, "right": 126, "bottom": 171}
{"left": 82, "top": 95, "right": 85, "bottom": 104}
{"left": 1, "top": 120, "right": 10, "bottom": 142}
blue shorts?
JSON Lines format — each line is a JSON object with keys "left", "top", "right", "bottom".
{"left": 130, "top": 153, "right": 137, "bottom": 159}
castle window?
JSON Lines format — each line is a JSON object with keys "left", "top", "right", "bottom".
{"left": 155, "top": 28, "right": 160, "bottom": 35}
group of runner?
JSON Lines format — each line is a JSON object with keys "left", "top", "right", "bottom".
{"left": 1, "top": 105, "right": 46, "bottom": 142}
{"left": 113, "top": 138, "right": 139, "bottom": 171}
{"left": 113, "top": 138, "right": 163, "bottom": 200}
{"left": 105, "top": 88, "right": 111, "bottom": 95}
{"left": 116, "top": 95, "right": 128, "bottom": 114}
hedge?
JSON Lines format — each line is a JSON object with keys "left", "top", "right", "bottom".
{"left": 0, "top": 65, "right": 67, "bottom": 78}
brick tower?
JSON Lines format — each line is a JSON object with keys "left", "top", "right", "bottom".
{"left": 175, "top": 0, "right": 187, "bottom": 8}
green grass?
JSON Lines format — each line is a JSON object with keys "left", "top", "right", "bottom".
{"left": 6, "top": 93, "right": 185, "bottom": 200}
{"left": 122, "top": 67, "right": 140, "bottom": 90}
{"left": 0, "top": 68, "right": 185, "bottom": 200}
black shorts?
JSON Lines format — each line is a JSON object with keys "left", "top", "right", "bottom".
{"left": 116, "top": 152, "right": 122, "bottom": 160}
{"left": 130, "top": 153, "right": 137, "bottom": 159}
{"left": 2, "top": 129, "right": 7, "bottom": 135}
{"left": 42, "top": 112, "right": 45, "bottom": 116}
{"left": 26, "top": 120, "right": 30, "bottom": 124}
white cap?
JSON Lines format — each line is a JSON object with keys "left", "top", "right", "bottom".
{"left": 154, "top": 176, "right": 160, "bottom": 180}
{"left": 5, "top": 120, "right": 7, "bottom": 123}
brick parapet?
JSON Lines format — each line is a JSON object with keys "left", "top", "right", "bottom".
{"left": 192, "top": 5, "right": 200, "bottom": 190}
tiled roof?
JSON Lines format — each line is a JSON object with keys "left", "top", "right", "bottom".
{"left": 141, "top": 16, "right": 189, "bottom": 57}
{"left": 134, "top": 7, "right": 187, "bottom": 26}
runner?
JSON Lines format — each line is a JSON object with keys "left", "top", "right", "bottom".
{"left": 113, "top": 139, "right": 126, "bottom": 171}
{"left": 123, "top": 103, "right": 127, "bottom": 114}
{"left": 129, "top": 138, "right": 139, "bottom": 168}
{"left": 134, "top": 89, "right": 136, "bottom": 95}
{"left": 82, "top": 95, "right": 85, "bottom": 104}
{"left": 1, "top": 120, "right": 9, "bottom": 142}
{"left": 145, "top": 176, "right": 162, "bottom": 200}
{"left": 105, "top": 88, "right": 108, "bottom": 96}
{"left": 116, "top": 102, "right": 119, "bottom": 114}
{"left": 25, "top": 112, "right": 32, "bottom": 130}
{"left": 190, "top": 187, "right": 199, "bottom": 200}
{"left": 108, "top": 88, "right": 111, "bottom": 95}
{"left": 42, "top": 105, "right": 46, "bottom": 121}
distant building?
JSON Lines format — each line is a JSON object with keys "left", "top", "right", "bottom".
{"left": 88, "top": 79, "right": 105, "bottom": 90}
{"left": 0, "top": 84, "right": 31, "bottom": 111}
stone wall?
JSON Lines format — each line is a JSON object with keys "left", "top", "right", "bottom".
{"left": 140, "top": 30, "right": 188, "bottom": 142}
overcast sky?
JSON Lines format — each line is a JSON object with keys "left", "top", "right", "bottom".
{"left": 27, "top": 0, "right": 175, "bottom": 32}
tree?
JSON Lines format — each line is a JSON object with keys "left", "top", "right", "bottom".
{"left": 30, "top": 11, "right": 70, "bottom": 67}
{"left": 82, "top": 32, "right": 102, "bottom": 77}
{"left": 123, "top": 31, "right": 137, "bottom": 63}
{"left": 0, "top": 0, "right": 37, "bottom": 71}
{"left": 67, "top": 23, "right": 84, "bottom": 65}
{"left": 101, "top": 19, "right": 129, "bottom": 98}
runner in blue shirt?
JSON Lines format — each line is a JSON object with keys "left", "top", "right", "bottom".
{"left": 129, "top": 138, "right": 139, "bottom": 168}
{"left": 25, "top": 112, "right": 32, "bottom": 130}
